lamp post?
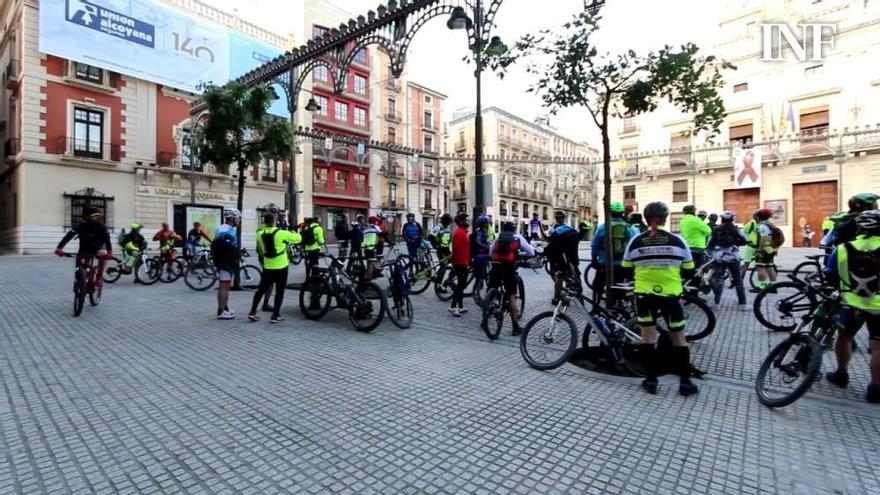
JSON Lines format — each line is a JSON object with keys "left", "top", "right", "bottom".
{"left": 448, "top": 2, "right": 507, "bottom": 224}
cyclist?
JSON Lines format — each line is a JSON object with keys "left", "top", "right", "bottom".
{"left": 472, "top": 215, "right": 492, "bottom": 289}
{"left": 704, "top": 211, "right": 748, "bottom": 310}
{"left": 579, "top": 218, "right": 594, "bottom": 241}
{"left": 706, "top": 213, "right": 719, "bottom": 230}
{"left": 401, "top": 213, "right": 424, "bottom": 260}
{"left": 334, "top": 214, "right": 350, "bottom": 259}
{"left": 429, "top": 213, "right": 453, "bottom": 261}
{"left": 821, "top": 215, "right": 835, "bottom": 236}
{"left": 255, "top": 216, "right": 276, "bottom": 314}
{"left": 528, "top": 212, "right": 543, "bottom": 241}
{"left": 184, "top": 222, "right": 212, "bottom": 260}
{"left": 824, "top": 210, "right": 880, "bottom": 403}
{"left": 212, "top": 209, "right": 241, "bottom": 320}
{"left": 55, "top": 207, "right": 113, "bottom": 285}
{"left": 153, "top": 222, "right": 182, "bottom": 261}
{"left": 697, "top": 210, "right": 708, "bottom": 223}
{"left": 362, "top": 216, "right": 382, "bottom": 280}
{"left": 622, "top": 201, "right": 698, "bottom": 396}
{"left": 628, "top": 212, "right": 648, "bottom": 233}
{"left": 450, "top": 213, "right": 471, "bottom": 316}
{"left": 249, "top": 212, "right": 302, "bottom": 324}
{"left": 347, "top": 214, "right": 365, "bottom": 271}
{"left": 120, "top": 223, "right": 148, "bottom": 274}
{"left": 680, "top": 205, "right": 712, "bottom": 269}
{"left": 754, "top": 207, "right": 781, "bottom": 290}
{"left": 821, "top": 193, "right": 879, "bottom": 248}
{"left": 546, "top": 211, "right": 583, "bottom": 301}
{"left": 739, "top": 210, "right": 760, "bottom": 285}
{"left": 301, "top": 216, "right": 325, "bottom": 280}
{"left": 591, "top": 202, "right": 637, "bottom": 304}
{"left": 483, "top": 221, "right": 535, "bottom": 336}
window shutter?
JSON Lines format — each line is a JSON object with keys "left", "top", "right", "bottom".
{"left": 729, "top": 124, "right": 753, "bottom": 140}
{"left": 799, "top": 110, "right": 828, "bottom": 129}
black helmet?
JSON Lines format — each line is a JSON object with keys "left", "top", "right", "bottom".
{"left": 82, "top": 206, "right": 101, "bottom": 219}
{"left": 848, "top": 193, "right": 879, "bottom": 213}
{"left": 708, "top": 213, "right": 718, "bottom": 222}
{"left": 501, "top": 221, "right": 516, "bottom": 232}
{"left": 440, "top": 213, "right": 452, "bottom": 225}
{"left": 406, "top": 212, "right": 415, "bottom": 219}
{"left": 454, "top": 213, "right": 469, "bottom": 226}
{"left": 682, "top": 205, "right": 696, "bottom": 215}
{"left": 855, "top": 210, "right": 880, "bottom": 235}
{"left": 629, "top": 212, "right": 643, "bottom": 223}
{"left": 644, "top": 202, "right": 670, "bottom": 223}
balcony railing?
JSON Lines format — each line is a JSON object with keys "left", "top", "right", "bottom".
{"left": 5, "top": 59, "right": 19, "bottom": 89}
{"left": 385, "top": 111, "right": 402, "bottom": 123}
{"left": 380, "top": 197, "right": 400, "bottom": 209}
{"left": 313, "top": 181, "right": 369, "bottom": 198}
{"left": 4, "top": 138, "right": 19, "bottom": 159}
{"left": 452, "top": 189, "right": 468, "bottom": 200}
{"left": 455, "top": 140, "right": 467, "bottom": 151}
{"left": 386, "top": 79, "right": 400, "bottom": 91}
{"left": 58, "top": 137, "right": 121, "bottom": 162}
{"left": 156, "top": 151, "right": 204, "bottom": 171}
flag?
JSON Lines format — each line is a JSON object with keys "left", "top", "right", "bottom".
{"left": 759, "top": 104, "right": 769, "bottom": 140}
{"left": 778, "top": 102, "right": 787, "bottom": 135}
{"left": 786, "top": 104, "right": 797, "bottom": 134}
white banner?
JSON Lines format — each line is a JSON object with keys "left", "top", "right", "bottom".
{"left": 733, "top": 147, "right": 762, "bottom": 189}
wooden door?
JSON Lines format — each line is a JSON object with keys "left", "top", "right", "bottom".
{"left": 723, "top": 188, "right": 760, "bottom": 225}
{"left": 793, "top": 181, "right": 837, "bottom": 246}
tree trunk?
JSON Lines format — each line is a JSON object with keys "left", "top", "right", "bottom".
{"left": 601, "top": 104, "right": 615, "bottom": 306}
{"left": 233, "top": 160, "right": 247, "bottom": 289}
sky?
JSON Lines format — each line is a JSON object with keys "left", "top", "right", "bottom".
{"left": 210, "top": 0, "right": 720, "bottom": 146}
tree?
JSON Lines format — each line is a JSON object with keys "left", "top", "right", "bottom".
{"left": 488, "top": 11, "right": 731, "bottom": 303}
{"left": 199, "top": 82, "right": 293, "bottom": 284}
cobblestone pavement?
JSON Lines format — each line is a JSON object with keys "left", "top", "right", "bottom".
{"left": 2, "top": 252, "right": 879, "bottom": 495}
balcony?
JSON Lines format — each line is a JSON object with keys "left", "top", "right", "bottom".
{"left": 58, "top": 136, "right": 121, "bottom": 162}
{"left": 312, "top": 113, "right": 370, "bottom": 137}
{"left": 452, "top": 188, "right": 468, "bottom": 200}
{"left": 380, "top": 196, "right": 401, "bottom": 209}
{"left": 386, "top": 79, "right": 400, "bottom": 92}
{"left": 422, "top": 118, "right": 437, "bottom": 131}
{"left": 314, "top": 181, "right": 369, "bottom": 199}
{"left": 380, "top": 164, "right": 404, "bottom": 178}
{"left": 455, "top": 140, "right": 467, "bottom": 151}
{"left": 385, "top": 111, "right": 402, "bottom": 123}
{"left": 420, "top": 172, "right": 442, "bottom": 185}
{"left": 4, "top": 138, "right": 19, "bottom": 160}
{"left": 156, "top": 151, "right": 204, "bottom": 171}
{"left": 5, "top": 59, "right": 19, "bottom": 89}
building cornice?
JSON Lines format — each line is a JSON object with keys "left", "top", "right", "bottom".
{"left": 789, "top": 87, "right": 843, "bottom": 103}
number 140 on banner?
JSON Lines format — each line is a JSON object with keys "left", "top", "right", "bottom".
{"left": 733, "top": 147, "right": 762, "bottom": 189}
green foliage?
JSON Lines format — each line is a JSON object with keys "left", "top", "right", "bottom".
{"left": 199, "top": 82, "right": 294, "bottom": 175}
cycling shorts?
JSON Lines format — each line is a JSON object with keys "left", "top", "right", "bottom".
{"left": 488, "top": 262, "right": 518, "bottom": 295}
{"left": 218, "top": 270, "right": 233, "bottom": 283}
{"left": 836, "top": 308, "right": 880, "bottom": 341}
{"left": 634, "top": 293, "right": 686, "bottom": 331}
{"left": 364, "top": 248, "right": 377, "bottom": 261}
{"left": 753, "top": 250, "right": 777, "bottom": 267}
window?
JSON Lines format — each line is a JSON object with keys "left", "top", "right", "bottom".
{"left": 354, "top": 75, "right": 367, "bottom": 95}
{"left": 542, "top": 206, "right": 548, "bottom": 220}
{"left": 424, "top": 189, "right": 433, "bottom": 209}
{"left": 387, "top": 97, "right": 397, "bottom": 118}
{"left": 622, "top": 145, "right": 638, "bottom": 176}
{"left": 733, "top": 82, "right": 748, "bottom": 93}
{"left": 423, "top": 134, "right": 434, "bottom": 152}
{"left": 335, "top": 170, "right": 348, "bottom": 190}
{"left": 72, "top": 106, "right": 104, "bottom": 159}
{"left": 423, "top": 109, "right": 434, "bottom": 129}
{"left": 672, "top": 179, "right": 689, "bottom": 203}
{"left": 800, "top": 108, "right": 829, "bottom": 144}
{"left": 499, "top": 200, "right": 508, "bottom": 215}
{"left": 74, "top": 63, "right": 103, "bottom": 84}
{"left": 457, "top": 202, "right": 467, "bottom": 213}
{"left": 314, "top": 95, "right": 328, "bottom": 116}
{"left": 459, "top": 179, "right": 466, "bottom": 194}
{"left": 354, "top": 173, "right": 366, "bottom": 194}
{"left": 388, "top": 182, "right": 397, "bottom": 202}
{"left": 388, "top": 127, "right": 397, "bottom": 144}
{"left": 623, "top": 185, "right": 636, "bottom": 206}
{"left": 424, "top": 95, "right": 433, "bottom": 105}
{"left": 334, "top": 101, "right": 348, "bottom": 122}
{"left": 260, "top": 157, "right": 278, "bottom": 182}
{"left": 423, "top": 161, "right": 434, "bottom": 179}
{"left": 314, "top": 167, "right": 328, "bottom": 187}
{"left": 499, "top": 148, "right": 506, "bottom": 159}
{"left": 669, "top": 213, "right": 683, "bottom": 233}
{"left": 313, "top": 25, "right": 328, "bottom": 38}
{"left": 354, "top": 48, "right": 367, "bottom": 64}
{"left": 804, "top": 64, "right": 824, "bottom": 78}
{"left": 314, "top": 65, "right": 328, "bottom": 82}
{"left": 500, "top": 124, "right": 506, "bottom": 134}
{"left": 512, "top": 202, "right": 519, "bottom": 217}
{"left": 64, "top": 189, "right": 114, "bottom": 229}
{"left": 670, "top": 133, "right": 690, "bottom": 166}
{"left": 354, "top": 107, "right": 367, "bottom": 126}
{"left": 729, "top": 123, "right": 753, "bottom": 147}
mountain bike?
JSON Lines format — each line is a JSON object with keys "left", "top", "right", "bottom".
{"left": 151, "top": 249, "right": 185, "bottom": 283}
{"left": 480, "top": 261, "right": 528, "bottom": 340}
{"left": 385, "top": 256, "right": 414, "bottom": 329}
{"left": 299, "top": 254, "right": 387, "bottom": 332}
{"left": 287, "top": 243, "right": 304, "bottom": 266}
{"left": 63, "top": 254, "right": 103, "bottom": 317}
{"left": 791, "top": 253, "right": 828, "bottom": 286}
{"left": 182, "top": 249, "right": 261, "bottom": 291}
{"left": 102, "top": 250, "right": 162, "bottom": 285}
{"left": 753, "top": 274, "right": 821, "bottom": 332}
{"left": 606, "top": 284, "right": 716, "bottom": 342}
{"left": 755, "top": 287, "right": 843, "bottom": 408}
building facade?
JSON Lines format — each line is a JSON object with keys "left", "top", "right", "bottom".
{"left": 444, "top": 107, "right": 597, "bottom": 231}
{"left": 609, "top": 0, "right": 880, "bottom": 245}
{"left": 0, "top": 0, "right": 296, "bottom": 253}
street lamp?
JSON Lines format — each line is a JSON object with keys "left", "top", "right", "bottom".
{"left": 448, "top": 0, "right": 506, "bottom": 226}
{"left": 305, "top": 97, "right": 321, "bottom": 113}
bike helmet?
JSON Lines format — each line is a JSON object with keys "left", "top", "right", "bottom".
{"left": 130, "top": 222, "right": 142, "bottom": 230}
{"left": 756, "top": 208, "right": 773, "bottom": 221}
{"left": 855, "top": 210, "right": 880, "bottom": 235}
{"left": 708, "top": 213, "right": 718, "bottom": 223}
{"left": 643, "top": 202, "right": 669, "bottom": 223}
{"left": 454, "top": 213, "right": 470, "bottom": 225}
{"left": 610, "top": 202, "right": 625, "bottom": 214}
{"left": 368, "top": 215, "right": 381, "bottom": 225}
{"left": 554, "top": 210, "right": 566, "bottom": 220}
{"left": 440, "top": 213, "right": 452, "bottom": 225}
{"left": 501, "top": 221, "right": 517, "bottom": 232}
{"left": 697, "top": 210, "right": 708, "bottom": 219}
{"left": 82, "top": 206, "right": 101, "bottom": 219}
{"left": 476, "top": 214, "right": 490, "bottom": 226}
{"left": 406, "top": 212, "right": 415, "bottom": 219}
{"left": 682, "top": 205, "right": 696, "bottom": 215}
{"left": 848, "top": 193, "right": 879, "bottom": 213}
{"left": 628, "top": 212, "right": 643, "bottom": 224}
{"left": 720, "top": 211, "right": 735, "bottom": 222}
{"left": 224, "top": 208, "right": 241, "bottom": 219}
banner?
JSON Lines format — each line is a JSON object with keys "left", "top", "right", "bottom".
{"left": 733, "top": 147, "right": 762, "bottom": 189}
{"left": 39, "top": 0, "right": 286, "bottom": 103}
{"left": 186, "top": 206, "right": 223, "bottom": 239}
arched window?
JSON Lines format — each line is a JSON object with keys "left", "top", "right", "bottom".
{"left": 499, "top": 200, "right": 508, "bottom": 216}
{"left": 512, "top": 202, "right": 520, "bottom": 217}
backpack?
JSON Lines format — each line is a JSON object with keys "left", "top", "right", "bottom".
{"left": 767, "top": 222, "right": 785, "bottom": 248}
{"left": 261, "top": 228, "right": 279, "bottom": 258}
{"left": 211, "top": 235, "right": 236, "bottom": 268}
{"left": 715, "top": 223, "right": 738, "bottom": 249}
{"left": 843, "top": 244, "right": 880, "bottom": 297}
{"left": 334, "top": 219, "right": 350, "bottom": 241}
{"left": 117, "top": 229, "right": 129, "bottom": 247}
{"left": 301, "top": 224, "right": 316, "bottom": 246}
{"left": 610, "top": 221, "right": 630, "bottom": 257}
{"left": 494, "top": 232, "right": 520, "bottom": 257}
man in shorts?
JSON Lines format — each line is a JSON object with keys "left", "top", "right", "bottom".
{"left": 213, "top": 209, "right": 241, "bottom": 320}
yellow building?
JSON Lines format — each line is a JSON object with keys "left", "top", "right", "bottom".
{"left": 610, "top": 0, "right": 880, "bottom": 245}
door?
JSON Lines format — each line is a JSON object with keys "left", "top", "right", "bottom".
{"left": 723, "top": 188, "right": 760, "bottom": 226}
{"left": 793, "top": 181, "right": 837, "bottom": 246}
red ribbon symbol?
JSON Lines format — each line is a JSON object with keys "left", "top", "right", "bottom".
{"left": 737, "top": 150, "right": 758, "bottom": 186}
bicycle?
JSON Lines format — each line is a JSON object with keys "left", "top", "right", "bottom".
{"left": 151, "top": 249, "right": 186, "bottom": 283}
{"left": 385, "top": 256, "right": 414, "bottom": 329}
{"left": 299, "top": 254, "right": 387, "bottom": 332}
{"left": 63, "top": 253, "right": 103, "bottom": 317}
{"left": 754, "top": 287, "right": 843, "bottom": 408}
{"left": 753, "top": 274, "right": 821, "bottom": 332}
{"left": 480, "top": 260, "right": 528, "bottom": 340}
{"left": 181, "top": 249, "right": 262, "bottom": 291}
{"left": 103, "top": 250, "right": 161, "bottom": 285}
{"left": 605, "top": 283, "right": 716, "bottom": 342}
{"left": 287, "top": 243, "right": 304, "bottom": 266}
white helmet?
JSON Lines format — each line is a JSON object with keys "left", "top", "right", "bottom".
{"left": 224, "top": 208, "right": 241, "bottom": 219}
{"left": 720, "top": 211, "right": 735, "bottom": 222}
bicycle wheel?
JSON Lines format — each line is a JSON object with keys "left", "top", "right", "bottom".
{"left": 73, "top": 268, "right": 86, "bottom": 317}
{"left": 299, "top": 278, "right": 332, "bottom": 320}
{"left": 385, "top": 286, "right": 414, "bottom": 329}
{"left": 136, "top": 258, "right": 160, "bottom": 286}
{"left": 472, "top": 275, "right": 489, "bottom": 308}
{"left": 520, "top": 311, "right": 578, "bottom": 370}
{"left": 681, "top": 293, "right": 716, "bottom": 342}
{"left": 792, "top": 260, "right": 819, "bottom": 281}
{"left": 753, "top": 281, "right": 817, "bottom": 332}
{"left": 289, "top": 247, "right": 303, "bottom": 266}
{"left": 434, "top": 266, "right": 455, "bottom": 302}
{"left": 755, "top": 332, "right": 823, "bottom": 408}
{"left": 748, "top": 267, "right": 758, "bottom": 290}
{"left": 582, "top": 264, "right": 595, "bottom": 290}
{"left": 184, "top": 262, "right": 217, "bottom": 291}
{"left": 408, "top": 261, "right": 432, "bottom": 295}
{"left": 88, "top": 280, "right": 102, "bottom": 307}
{"left": 159, "top": 259, "right": 185, "bottom": 283}
{"left": 349, "top": 281, "right": 386, "bottom": 332}
{"left": 239, "top": 264, "right": 262, "bottom": 290}
{"left": 102, "top": 257, "right": 123, "bottom": 284}
{"left": 481, "top": 288, "right": 504, "bottom": 340}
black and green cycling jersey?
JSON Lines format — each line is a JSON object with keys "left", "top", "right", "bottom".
{"left": 621, "top": 228, "right": 694, "bottom": 297}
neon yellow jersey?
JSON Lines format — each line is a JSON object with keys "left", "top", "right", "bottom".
{"left": 679, "top": 214, "right": 711, "bottom": 250}
{"left": 622, "top": 229, "right": 694, "bottom": 296}
{"left": 836, "top": 235, "right": 880, "bottom": 314}
{"left": 257, "top": 227, "right": 302, "bottom": 270}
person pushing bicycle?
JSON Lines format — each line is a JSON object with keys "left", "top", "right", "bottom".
{"left": 482, "top": 221, "right": 535, "bottom": 336}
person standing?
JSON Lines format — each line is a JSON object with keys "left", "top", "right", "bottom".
{"left": 528, "top": 213, "right": 543, "bottom": 241}
{"left": 248, "top": 213, "right": 301, "bottom": 323}
{"left": 706, "top": 213, "right": 719, "bottom": 230}
{"left": 401, "top": 213, "right": 424, "bottom": 259}
{"left": 334, "top": 214, "right": 350, "bottom": 259}
{"left": 255, "top": 216, "right": 277, "bottom": 313}
{"left": 472, "top": 215, "right": 492, "bottom": 289}
{"left": 362, "top": 216, "right": 382, "bottom": 280}
{"left": 754, "top": 208, "right": 781, "bottom": 290}
{"left": 429, "top": 213, "right": 453, "bottom": 261}
{"left": 301, "top": 216, "right": 325, "bottom": 280}
{"left": 591, "top": 202, "right": 637, "bottom": 304}
{"left": 213, "top": 209, "right": 241, "bottom": 320}
{"left": 628, "top": 213, "right": 648, "bottom": 233}
{"left": 347, "top": 214, "right": 365, "bottom": 271}
{"left": 484, "top": 221, "right": 535, "bottom": 335}
{"left": 705, "top": 211, "right": 748, "bottom": 310}
{"left": 680, "top": 205, "right": 712, "bottom": 269}
{"left": 802, "top": 225, "right": 815, "bottom": 248}
{"left": 450, "top": 213, "right": 471, "bottom": 316}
